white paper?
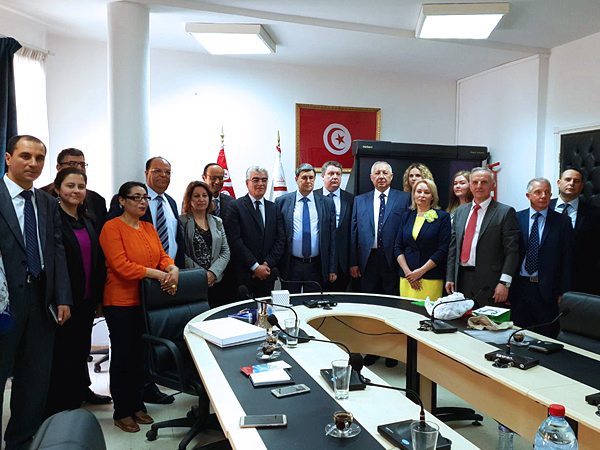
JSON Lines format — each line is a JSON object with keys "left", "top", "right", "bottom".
{"left": 249, "top": 369, "right": 291, "bottom": 384}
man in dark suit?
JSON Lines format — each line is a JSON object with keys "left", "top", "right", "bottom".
{"left": 511, "top": 178, "right": 574, "bottom": 338}
{"left": 275, "top": 163, "right": 337, "bottom": 293}
{"left": 550, "top": 168, "right": 600, "bottom": 295}
{"left": 40, "top": 148, "right": 107, "bottom": 232}
{"left": 41, "top": 148, "right": 110, "bottom": 405}
{"left": 0, "top": 135, "right": 72, "bottom": 450}
{"left": 446, "top": 167, "right": 520, "bottom": 307}
{"left": 224, "top": 166, "right": 285, "bottom": 299}
{"left": 350, "top": 161, "right": 410, "bottom": 295}
{"left": 315, "top": 160, "right": 354, "bottom": 292}
{"left": 203, "top": 162, "right": 234, "bottom": 220}
{"left": 107, "top": 156, "right": 183, "bottom": 404}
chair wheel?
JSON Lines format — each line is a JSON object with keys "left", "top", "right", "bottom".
{"left": 187, "top": 410, "right": 195, "bottom": 418}
{"left": 94, "top": 365, "right": 101, "bottom": 373}
{"left": 146, "top": 429, "right": 158, "bottom": 441}
{"left": 87, "top": 356, "right": 93, "bottom": 362}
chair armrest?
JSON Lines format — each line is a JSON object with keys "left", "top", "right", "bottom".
{"left": 142, "top": 333, "right": 189, "bottom": 390}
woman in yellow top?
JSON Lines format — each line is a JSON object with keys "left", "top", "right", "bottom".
{"left": 394, "top": 179, "right": 450, "bottom": 300}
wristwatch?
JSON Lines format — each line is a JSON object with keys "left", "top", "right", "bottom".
{"left": 499, "top": 280, "right": 511, "bottom": 288}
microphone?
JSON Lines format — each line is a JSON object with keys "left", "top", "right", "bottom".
{"left": 238, "top": 285, "right": 311, "bottom": 343}
{"left": 484, "top": 307, "right": 570, "bottom": 370}
{"left": 425, "top": 286, "right": 489, "bottom": 334}
{"left": 271, "top": 268, "right": 335, "bottom": 308}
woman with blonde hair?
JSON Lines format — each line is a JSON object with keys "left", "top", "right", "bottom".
{"left": 446, "top": 170, "right": 473, "bottom": 218}
{"left": 402, "top": 163, "right": 434, "bottom": 193}
{"left": 394, "top": 178, "right": 450, "bottom": 300}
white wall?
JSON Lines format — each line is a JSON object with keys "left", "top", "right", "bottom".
{"left": 0, "top": 6, "right": 47, "bottom": 49}
{"left": 46, "top": 35, "right": 457, "bottom": 203}
{"left": 456, "top": 56, "right": 546, "bottom": 211}
{"left": 545, "top": 31, "right": 600, "bottom": 183}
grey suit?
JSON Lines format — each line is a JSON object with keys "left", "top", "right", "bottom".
{"left": 179, "top": 213, "right": 230, "bottom": 282}
{"left": 0, "top": 178, "right": 72, "bottom": 450}
{"left": 447, "top": 199, "right": 520, "bottom": 306}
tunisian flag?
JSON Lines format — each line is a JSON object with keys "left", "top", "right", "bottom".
{"left": 267, "top": 140, "right": 288, "bottom": 201}
{"left": 217, "top": 146, "right": 236, "bottom": 198}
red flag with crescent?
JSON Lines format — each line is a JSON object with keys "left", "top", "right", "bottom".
{"left": 217, "top": 146, "right": 236, "bottom": 198}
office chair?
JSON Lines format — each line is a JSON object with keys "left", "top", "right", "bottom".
{"left": 558, "top": 291, "right": 600, "bottom": 354}
{"left": 140, "top": 268, "right": 231, "bottom": 450}
{"left": 30, "top": 409, "right": 106, "bottom": 450}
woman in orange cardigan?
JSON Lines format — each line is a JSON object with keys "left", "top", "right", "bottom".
{"left": 100, "top": 181, "right": 179, "bottom": 433}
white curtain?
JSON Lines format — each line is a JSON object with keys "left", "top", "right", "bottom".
{"left": 13, "top": 46, "right": 51, "bottom": 186}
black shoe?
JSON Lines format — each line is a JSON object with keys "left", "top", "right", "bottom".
{"left": 83, "top": 388, "right": 112, "bottom": 405}
{"left": 142, "top": 390, "right": 175, "bottom": 405}
{"left": 363, "top": 354, "right": 380, "bottom": 366}
{"left": 385, "top": 358, "right": 398, "bottom": 368}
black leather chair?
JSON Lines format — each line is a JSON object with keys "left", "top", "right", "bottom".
{"left": 557, "top": 291, "right": 600, "bottom": 354}
{"left": 140, "top": 268, "right": 231, "bottom": 450}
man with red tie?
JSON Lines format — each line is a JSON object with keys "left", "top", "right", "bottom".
{"left": 445, "top": 168, "right": 520, "bottom": 307}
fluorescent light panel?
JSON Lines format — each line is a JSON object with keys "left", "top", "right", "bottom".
{"left": 186, "top": 23, "right": 276, "bottom": 54}
{"left": 416, "top": 3, "right": 509, "bottom": 39}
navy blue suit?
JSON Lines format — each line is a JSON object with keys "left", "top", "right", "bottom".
{"left": 350, "top": 188, "right": 410, "bottom": 294}
{"left": 511, "top": 207, "right": 574, "bottom": 337}
{"left": 394, "top": 209, "right": 450, "bottom": 280}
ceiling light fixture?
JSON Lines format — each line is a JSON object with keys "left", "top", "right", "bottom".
{"left": 416, "top": 3, "right": 509, "bottom": 39}
{"left": 185, "top": 23, "right": 276, "bottom": 55}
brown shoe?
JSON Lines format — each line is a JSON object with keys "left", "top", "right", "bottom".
{"left": 114, "top": 417, "right": 140, "bottom": 433}
{"left": 133, "top": 411, "right": 154, "bottom": 424}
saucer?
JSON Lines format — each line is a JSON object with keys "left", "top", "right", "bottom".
{"left": 325, "top": 422, "right": 361, "bottom": 438}
{"left": 256, "top": 350, "right": 281, "bottom": 361}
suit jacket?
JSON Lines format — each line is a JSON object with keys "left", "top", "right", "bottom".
{"left": 447, "top": 199, "right": 520, "bottom": 303}
{"left": 216, "top": 193, "right": 235, "bottom": 221}
{"left": 315, "top": 188, "right": 354, "bottom": 276}
{"left": 0, "top": 179, "right": 72, "bottom": 324}
{"left": 59, "top": 208, "right": 105, "bottom": 304}
{"left": 41, "top": 183, "right": 107, "bottom": 233}
{"left": 224, "top": 194, "right": 286, "bottom": 282}
{"left": 179, "top": 213, "right": 230, "bottom": 282}
{"left": 394, "top": 209, "right": 451, "bottom": 280}
{"left": 107, "top": 191, "right": 185, "bottom": 268}
{"left": 350, "top": 188, "right": 410, "bottom": 273}
{"left": 275, "top": 191, "right": 337, "bottom": 282}
{"left": 550, "top": 198, "right": 600, "bottom": 295}
{"left": 514, "top": 208, "right": 574, "bottom": 303}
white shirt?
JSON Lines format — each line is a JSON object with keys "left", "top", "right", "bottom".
{"left": 3, "top": 174, "right": 44, "bottom": 269}
{"left": 292, "top": 191, "right": 319, "bottom": 258}
{"left": 520, "top": 207, "right": 548, "bottom": 277}
{"left": 323, "top": 187, "right": 341, "bottom": 228}
{"left": 554, "top": 197, "right": 578, "bottom": 229}
{"left": 147, "top": 186, "right": 178, "bottom": 260}
{"left": 372, "top": 187, "right": 390, "bottom": 249}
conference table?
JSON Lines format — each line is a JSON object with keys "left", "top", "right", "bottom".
{"left": 184, "top": 292, "right": 600, "bottom": 449}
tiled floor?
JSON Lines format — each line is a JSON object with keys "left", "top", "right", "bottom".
{"left": 2, "top": 356, "right": 534, "bottom": 450}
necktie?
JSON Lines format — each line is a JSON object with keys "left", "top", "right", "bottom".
{"left": 301, "top": 197, "right": 311, "bottom": 258}
{"left": 460, "top": 204, "right": 481, "bottom": 263}
{"left": 525, "top": 212, "right": 541, "bottom": 275}
{"left": 377, "top": 193, "right": 386, "bottom": 251}
{"left": 328, "top": 192, "right": 339, "bottom": 228}
{"left": 562, "top": 203, "right": 570, "bottom": 215}
{"left": 255, "top": 200, "right": 264, "bottom": 230}
{"left": 156, "top": 196, "right": 169, "bottom": 254}
{"left": 327, "top": 192, "right": 335, "bottom": 199}
{"left": 213, "top": 198, "right": 220, "bottom": 216}
{"left": 20, "top": 191, "right": 42, "bottom": 277}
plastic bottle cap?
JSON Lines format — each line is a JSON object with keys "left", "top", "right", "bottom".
{"left": 549, "top": 404, "right": 566, "bottom": 417}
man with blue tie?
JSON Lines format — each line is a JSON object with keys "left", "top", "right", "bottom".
{"left": 275, "top": 163, "right": 337, "bottom": 293}
{"left": 350, "top": 161, "right": 410, "bottom": 295}
{"left": 511, "top": 178, "right": 574, "bottom": 338}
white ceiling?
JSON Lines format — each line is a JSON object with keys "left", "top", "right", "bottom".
{"left": 3, "top": 0, "right": 600, "bottom": 79}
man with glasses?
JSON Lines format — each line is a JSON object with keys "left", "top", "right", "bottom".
{"left": 202, "top": 163, "right": 234, "bottom": 220}
{"left": 41, "top": 148, "right": 107, "bottom": 232}
{"left": 225, "top": 167, "right": 285, "bottom": 299}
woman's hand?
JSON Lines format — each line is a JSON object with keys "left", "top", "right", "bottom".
{"left": 404, "top": 271, "right": 422, "bottom": 291}
{"left": 206, "top": 270, "right": 216, "bottom": 287}
{"left": 161, "top": 266, "right": 179, "bottom": 295}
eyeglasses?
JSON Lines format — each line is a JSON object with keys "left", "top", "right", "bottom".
{"left": 124, "top": 195, "right": 151, "bottom": 202}
{"left": 60, "top": 161, "right": 88, "bottom": 169}
{"left": 207, "top": 175, "right": 224, "bottom": 182}
{"left": 250, "top": 177, "right": 268, "bottom": 184}
{"left": 149, "top": 169, "right": 172, "bottom": 176}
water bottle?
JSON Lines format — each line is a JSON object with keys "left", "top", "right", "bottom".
{"left": 498, "top": 424, "right": 514, "bottom": 450}
{"left": 534, "top": 404, "right": 578, "bottom": 449}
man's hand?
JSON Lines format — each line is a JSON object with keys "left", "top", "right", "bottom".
{"left": 253, "top": 264, "right": 271, "bottom": 280}
{"left": 350, "top": 266, "right": 361, "bottom": 278}
{"left": 206, "top": 270, "right": 216, "bottom": 287}
{"left": 558, "top": 295, "right": 562, "bottom": 306}
{"left": 329, "top": 273, "right": 337, "bottom": 283}
{"left": 57, "top": 305, "right": 71, "bottom": 325}
{"left": 445, "top": 282, "right": 455, "bottom": 295}
{"left": 493, "top": 283, "right": 509, "bottom": 303}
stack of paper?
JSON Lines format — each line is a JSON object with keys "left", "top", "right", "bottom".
{"left": 188, "top": 317, "right": 266, "bottom": 347}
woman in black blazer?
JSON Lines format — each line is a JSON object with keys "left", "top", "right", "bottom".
{"left": 45, "top": 168, "right": 107, "bottom": 417}
{"left": 394, "top": 179, "right": 450, "bottom": 300}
